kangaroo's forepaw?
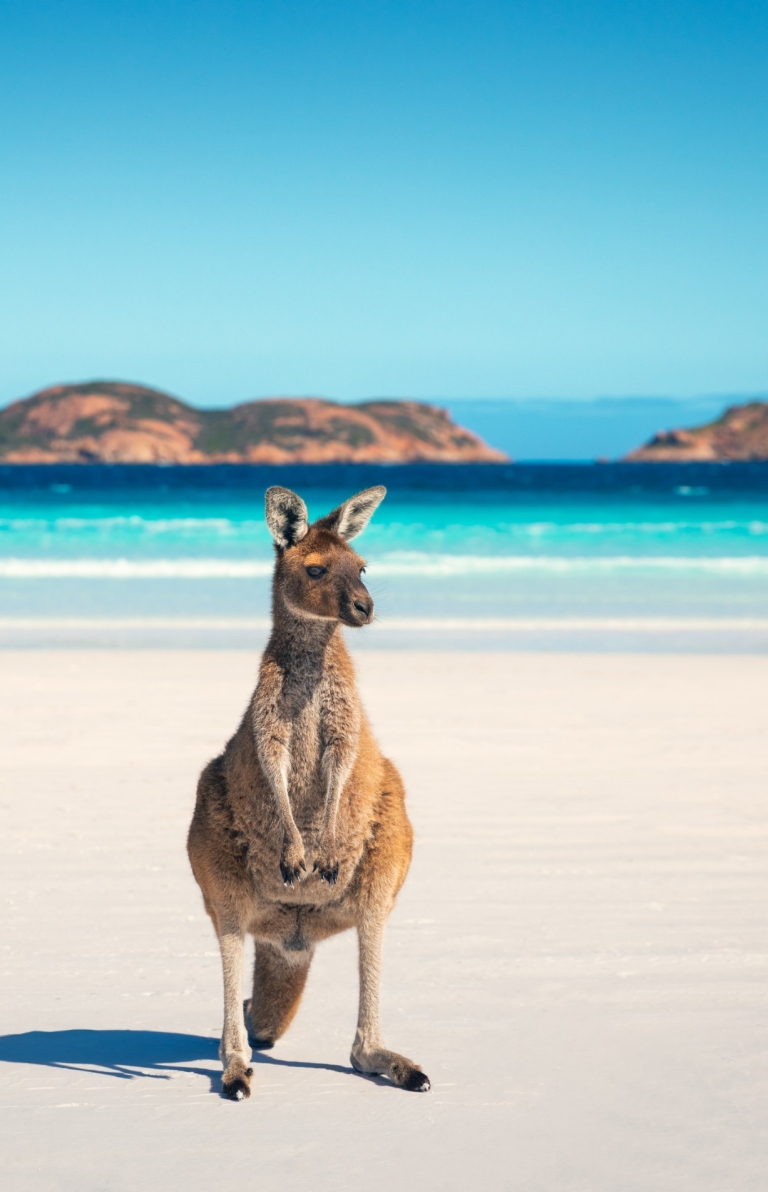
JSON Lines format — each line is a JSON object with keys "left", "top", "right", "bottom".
{"left": 280, "top": 860, "right": 304, "bottom": 886}
{"left": 314, "top": 859, "right": 339, "bottom": 885}
{"left": 312, "top": 829, "right": 339, "bottom": 885}
{"left": 280, "top": 838, "right": 306, "bottom": 887}
{"left": 222, "top": 1062, "right": 253, "bottom": 1101}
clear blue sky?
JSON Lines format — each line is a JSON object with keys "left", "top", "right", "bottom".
{"left": 1, "top": 0, "right": 766, "bottom": 407}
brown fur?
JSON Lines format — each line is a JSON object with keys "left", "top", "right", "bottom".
{"left": 187, "top": 486, "right": 430, "bottom": 1099}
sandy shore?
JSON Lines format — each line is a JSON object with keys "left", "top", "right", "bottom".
{"left": 1, "top": 649, "right": 767, "bottom": 1190}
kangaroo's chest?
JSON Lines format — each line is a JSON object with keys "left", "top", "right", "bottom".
{"left": 289, "top": 700, "right": 322, "bottom": 779}
{"left": 284, "top": 687, "right": 331, "bottom": 815}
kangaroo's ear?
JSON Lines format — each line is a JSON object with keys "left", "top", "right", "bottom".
{"left": 265, "top": 487, "right": 309, "bottom": 548}
{"left": 315, "top": 486, "right": 387, "bottom": 541}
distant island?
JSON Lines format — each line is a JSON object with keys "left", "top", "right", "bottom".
{"left": 626, "top": 400, "right": 768, "bottom": 462}
{"left": 0, "top": 381, "right": 508, "bottom": 464}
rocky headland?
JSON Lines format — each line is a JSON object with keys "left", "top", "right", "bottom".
{"left": 0, "top": 381, "right": 508, "bottom": 464}
{"left": 625, "top": 400, "right": 768, "bottom": 462}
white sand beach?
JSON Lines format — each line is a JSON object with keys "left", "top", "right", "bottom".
{"left": 1, "top": 649, "right": 767, "bottom": 1191}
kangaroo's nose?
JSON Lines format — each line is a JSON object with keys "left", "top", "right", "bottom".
{"left": 354, "top": 598, "right": 372, "bottom": 618}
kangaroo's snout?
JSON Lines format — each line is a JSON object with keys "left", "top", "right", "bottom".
{"left": 336, "top": 570, "right": 374, "bottom": 628}
{"left": 345, "top": 591, "right": 374, "bottom": 627}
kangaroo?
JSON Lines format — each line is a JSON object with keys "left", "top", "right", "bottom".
{"left": 187, "top": 485, "right": 430, "bottom": 1099}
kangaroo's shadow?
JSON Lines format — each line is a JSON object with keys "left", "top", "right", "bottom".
{"left": 0, "top": 1030, "right": 361, "bottom": 1097}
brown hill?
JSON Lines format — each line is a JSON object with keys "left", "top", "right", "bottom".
{"left": 625, "top": 401, "right": 768, "bottom": 462}
{"left": 0, "top": 381, "right": 508, "bottom": 464}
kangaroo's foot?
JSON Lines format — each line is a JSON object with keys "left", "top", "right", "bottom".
{"left": 220, "top": 1032, "right": 253, "bottom": 1101}
{"left": 222, "top": 1058, "right": 254, "bottom": 1100}
{"left": 279, "top": 833, "right": 306, "bottom": 887}
{"left": 351, "top": 1043, "right": 431, "bottom": 1092}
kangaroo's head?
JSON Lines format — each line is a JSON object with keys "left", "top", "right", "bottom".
{"left": 264, "top": 485, "right": 386, "bottom": 627}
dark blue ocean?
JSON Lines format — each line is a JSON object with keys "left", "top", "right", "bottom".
{"left": 2, "top": 462, "right": 768, "bottom": 647}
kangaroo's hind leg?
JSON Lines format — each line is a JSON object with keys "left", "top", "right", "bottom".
{"left": 350, "top": 760, "right": 430, "bottom": 1091}
{"left": 245, "top": 941, "right": 314, "bottom": 1049}
{"left": 216, "top": 925, "right": 253, "bottom": 1100}
{"left": 351, "top": 910, "right": 430, "bottom": 1091}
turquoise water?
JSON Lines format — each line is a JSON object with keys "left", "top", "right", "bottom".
{"left": 1, "top": 463, "right": 768, "bottom": 642}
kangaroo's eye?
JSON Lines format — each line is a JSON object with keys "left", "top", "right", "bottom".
{"left": 306, "top": 565, "right": 326, "bottom": 579}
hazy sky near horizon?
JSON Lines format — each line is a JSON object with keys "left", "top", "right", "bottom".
{"left": 1, "top": 0, "right": 767, "bottom": 407}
